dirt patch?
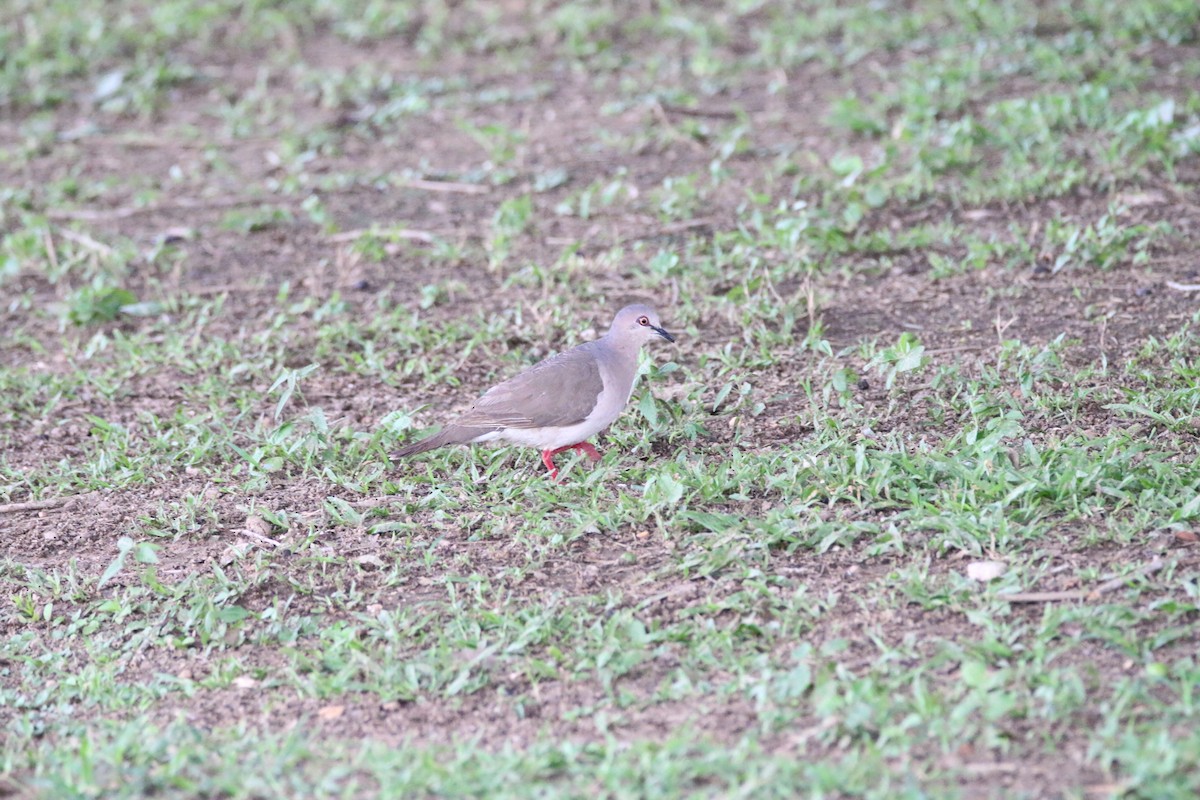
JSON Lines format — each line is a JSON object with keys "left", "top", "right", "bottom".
{"left": 4, "top": 9, "right": 1200, "bottom": 797}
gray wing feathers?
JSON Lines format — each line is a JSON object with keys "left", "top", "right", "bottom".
{"left": 390, "top": 344, "right": 604, "bottom": 461}
{"left": 458, "top": 345, "right": 604, "bottom": 429}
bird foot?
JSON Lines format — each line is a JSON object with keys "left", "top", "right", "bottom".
{"left": 540, "top": 448, "right": 561, "bottom": 481}
{"left": 570, "top": 442, "right": 602, "bottom": 462}
{"left": 540, "top": 442, "right": 602, "bottom": 480}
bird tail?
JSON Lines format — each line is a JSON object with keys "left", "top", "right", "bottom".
{"left": 390, "top": 426, "right": 484, "bottom": 462}
{"left": 390, "top": 429, "right": 457, "bottom": 461}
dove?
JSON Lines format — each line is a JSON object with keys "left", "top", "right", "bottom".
{"left": 391, "top": 304, "right": 674, "bottom": 479}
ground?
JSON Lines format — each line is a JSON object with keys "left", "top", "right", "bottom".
{"left": 2, "top": 1, "right": 1200, "bottom": 798}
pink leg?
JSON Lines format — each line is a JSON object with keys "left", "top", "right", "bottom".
{"left": 540, "top": 441, "right": 601, "bottom": 481}
{"left": 570, "top": 442, "right": 601, "bottom": 462}
{"left": 540, "top": 448, "right": 561, "bottom": 481}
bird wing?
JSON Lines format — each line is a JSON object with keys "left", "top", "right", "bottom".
{"left": 456, "top": 344, "right": 604, "bottom": 430}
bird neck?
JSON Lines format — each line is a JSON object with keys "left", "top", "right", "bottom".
{"left": 599, "top": 332, "right": 644, "bottom": 361}
{"left": 596, "top": 335, "right": 643, "bottom": 400}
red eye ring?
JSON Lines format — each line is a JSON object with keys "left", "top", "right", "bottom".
{"left": 638, "top": 316, "right": 650, "bottom": 326}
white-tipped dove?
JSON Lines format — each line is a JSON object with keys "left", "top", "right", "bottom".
{"left": 391, "top": 304, "right": 675, "bottom": 480}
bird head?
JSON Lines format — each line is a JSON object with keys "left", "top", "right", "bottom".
{"left": 610, "top": 304, "right": 675, "bottom": 345}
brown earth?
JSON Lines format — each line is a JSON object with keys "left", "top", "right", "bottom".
{"left": 2, "top": 12, "right": 1199, "bottom": 798}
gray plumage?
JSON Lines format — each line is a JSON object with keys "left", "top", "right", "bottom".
{"left": 391, "top": 304, "right": 674, "bottom": 478}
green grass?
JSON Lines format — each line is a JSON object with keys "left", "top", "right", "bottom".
{"left": 3, "top": 0, "right": 1200, "bottom": 798}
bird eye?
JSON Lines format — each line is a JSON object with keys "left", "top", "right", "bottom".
{"left": 637, "top": 316, "right": 650, "bottom": 326}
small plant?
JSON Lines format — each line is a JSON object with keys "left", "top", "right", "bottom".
{"left": 459, "top": 120, "right": 526, "bottom": 182}
{"left": 866, "top": 332, "right": 927, "bottom": 389}
{"left": 651, "top": 173, "right": 702, "bottom": 221}
{"left": 60, "top": 282, "right": 161, "bottom": 326}
{"left": 98, "top": 536, "right": 159, "bottom": 588}
{"left": 487, "top": 195, "right": 533, "bottom": 269}
{"left": 267, "top": 363, "right": 320, "bottom": 421}
{"left": 1040, "top": 205, "right": 1168, "bottom": 274}
{"left": 221, "top": 205, "right": 295, "bottom": 234}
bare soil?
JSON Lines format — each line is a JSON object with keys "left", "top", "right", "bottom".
{"left": 3, "top": 20, "right": 1199, "bottom": 797}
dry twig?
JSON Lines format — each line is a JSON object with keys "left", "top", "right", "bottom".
{"left": 327, "top": 228, "right": 436, "bottom": 244}
{"left": 394, "top": 178, "right": 489, "bottom": 194}
{"left": 0, "top": 497, "right": 69, "bottom": 514}
{"left": 659, "top": 102, "right": 739, "bottom": 119}
{"left": 999, "top": 558, "right": 1168, "bottom": 603}
{"left": 58, "top": 228, "right": 117, "bottom": 258}
{"left": 47, "top": 196, "right": 269, "bottom": 221}
{"left": 238, "top": 528, "right": 285, "bottom": 549}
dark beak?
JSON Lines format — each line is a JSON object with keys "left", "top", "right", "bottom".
{"left": 653, "top": 325, "right": 675, "bottom": 343}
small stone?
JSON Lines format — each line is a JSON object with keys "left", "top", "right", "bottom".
{"left": 317, "top": 704, "right": 345, "bottom": 720}
{"left": 245, "top": 516, "right": 273, "bottom": 536}
{"left": 967, "top": 561, "right": 1007, "bottom": 582}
